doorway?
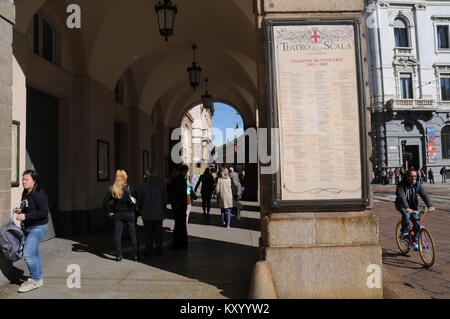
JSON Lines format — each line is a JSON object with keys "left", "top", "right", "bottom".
{"left": 403, "top": 145, "right": 420, "bottom": 171}
{"left": 26, "top": 87, "right": 58, "bottom": 238}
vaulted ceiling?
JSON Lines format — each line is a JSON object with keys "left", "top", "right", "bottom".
{"left": 14, "top": 0, "right": 257, "bottom": 126}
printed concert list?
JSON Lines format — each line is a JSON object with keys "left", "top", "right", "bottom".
{"left": 274, "top": 24, "right": 362, "bottom": 201}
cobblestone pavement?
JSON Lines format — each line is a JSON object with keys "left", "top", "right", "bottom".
{"left": 373, "top": 184, "right": 450, "bottom": 299}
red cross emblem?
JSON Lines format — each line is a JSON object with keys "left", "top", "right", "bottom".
{"left": 312, "top": 30, "right": 320, "bottom": 43}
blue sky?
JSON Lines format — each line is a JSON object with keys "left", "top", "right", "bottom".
{"left": 211, "top": 102, "right": 244, "bottom": 146}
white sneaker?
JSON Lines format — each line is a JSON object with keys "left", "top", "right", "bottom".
{"left": 17, "top": 278, "right": 43, "bottom": 293}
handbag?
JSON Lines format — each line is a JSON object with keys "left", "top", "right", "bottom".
{"left": 126, "top": 185, "right": 137, "bottom": 210}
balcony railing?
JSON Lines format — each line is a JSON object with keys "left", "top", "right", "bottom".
{"left": 388, "top": 99, "right": 436, "bottom": 110}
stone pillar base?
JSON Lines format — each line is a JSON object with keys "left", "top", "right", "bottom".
{"left": 255, "top": 211, "right": 383, "bottom": 299}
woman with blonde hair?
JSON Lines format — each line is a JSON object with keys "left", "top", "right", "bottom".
{"left": 103, "top": 169, "right": 138, "bottom": 261}
{"left": 215, "top": 168, "right": 234, "bottom": 228}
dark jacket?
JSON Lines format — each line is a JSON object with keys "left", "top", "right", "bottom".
{"left": 21, "top": 191, "right": 49, "bottom": 228}
{"left": 239, "top": 174, "right": 246, "bottom": 188}
{"left": 102, "top": 185, "right": 137, "bottom": 214}
{"left": 395, "top": 180, "right": 432, "bottom": 211}
{"left": 136, "top": 176, "right": 167, "bottom": 220}
{"left": 168, "top": 174, "right": 187, "bottom": 211}
{"left": 195, "top": 172, "right": 215, "bottom": 195}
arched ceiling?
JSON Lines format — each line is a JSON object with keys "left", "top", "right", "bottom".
{"left": 14, "top": 0, "right": 257, "bottom": 126}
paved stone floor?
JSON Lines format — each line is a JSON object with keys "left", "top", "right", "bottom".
{"left": 0, "top": 201, "right": 260, "bottom": 299}
{"left": 373, "top": 183, "right": 450, "bottom": 299}
{"left": 0, "top": 183, "right": 448, "bottom": 299}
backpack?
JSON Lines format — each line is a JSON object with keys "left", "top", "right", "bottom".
{"left": 0, "top": 212, "right": 25, "bottom": 262}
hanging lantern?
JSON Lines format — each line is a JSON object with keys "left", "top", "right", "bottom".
{"left": 187, "top": 44, "right": 202, "bottom": 90}
{"left": 201, "top": 78, "right": 213, "bottom": 109}
{"left": 155, "top": 0, "right": 177, "bottom": 42}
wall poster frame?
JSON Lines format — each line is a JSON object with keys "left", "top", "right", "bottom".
{"left": 265, "top": 18, "right": 370, "bottom": 212}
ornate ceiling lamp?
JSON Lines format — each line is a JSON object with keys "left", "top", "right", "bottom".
{"left": 201, "top": 78, "right": 213, "bottom": 110}
{"left": 187, "top": 44, "right": 202, "bottom": 90}
{"left": 155, "top": 0, "right": 177, "bottom": 42}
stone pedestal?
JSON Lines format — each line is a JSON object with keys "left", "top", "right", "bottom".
{"left": 260, "top": 212, "right": 382, "bottom": 298}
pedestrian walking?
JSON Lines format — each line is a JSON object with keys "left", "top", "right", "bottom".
{"left": 229, "top": 167, "right": 242, "bottom": 220}
{"left": 419, "top": 168, "right": 427, "bottom": 183}
{"left": 239, "top": 170, "right": 246, "bottom": 200}
{"left": 394, "top": 168, "right": 400, "bottom": 185}
{"left": 14, "top": 170, "right": 49, "bottom": 293}
{"left": 167, "top": 165, "right": 188, "bottom": 249}
{"left": 388, "top": 168, "right": 393, "bottom": 184}
{"left": 376, "top": 166, "right": 382, "bottom": 184}
{"left": 186, "top": 170, "right": 193, "bottom": 228}
{"left": 381, "top": 168, "right": 387, "bottom": 185}
{"left": 103, "top": 169, "right": 138, "bottom": 262}
{"left": 440, "top": 165, "right": 447, "bottom": 183}
{"left": 400, "top": 168, "right": 406, "bottom": 183}
{"left": 428, "top": 168, "right": 435, "bottom": 184}
{"left": 417, "top": 168, "right": 423, "bottom": 184}
{"left": 215, "top": 168, "right": 234, "bottom": 228}
{"left": 194, "top": 168, "right": 215, "bottom": 217}
{"left": 136, "top": 168, "right": 167, "bottom": 257}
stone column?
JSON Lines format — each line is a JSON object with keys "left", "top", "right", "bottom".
{"left": 0, "top": 0, "right": 15, "bottom": 287}
{"left": 252, "top": 0, "right": 382, "bottom": 299}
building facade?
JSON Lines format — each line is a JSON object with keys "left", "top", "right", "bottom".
{"left": 366, "top": 0, "right": 450, "bottom": 176}
{"left": 180, "top": 104, "right": 214, "bottom": 175}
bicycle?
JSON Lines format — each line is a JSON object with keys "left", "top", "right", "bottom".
{"left": 395, "top": 207, "right": 436, "bottom": 267}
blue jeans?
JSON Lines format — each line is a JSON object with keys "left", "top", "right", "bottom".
{"left": 23, "top": 224, "right": 48, "bottom": 281}
{"left": 397, "top": 208, "right": 420, "bottom": 243}
{"left": 221, "top": 208, "right": 231, "bottom": 227}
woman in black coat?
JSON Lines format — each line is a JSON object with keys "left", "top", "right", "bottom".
{"left": 103, "top": 169, "right": 138, "bottom": 261}
{"left": 15, "top": 170, "right": 49, "bottom": 293}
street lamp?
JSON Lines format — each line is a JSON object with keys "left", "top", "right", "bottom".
{"left": 187, "top": 44, "right": 202, "bottom": 90}
{"left": 201, "top": 78, "right": 213, "bottom": 110}
{"left": 155, "top": 0, "right": 177, "bottom": 42}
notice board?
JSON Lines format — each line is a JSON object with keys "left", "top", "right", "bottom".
{"left": 265, "top": 19, "right": 370, "bottom": 211}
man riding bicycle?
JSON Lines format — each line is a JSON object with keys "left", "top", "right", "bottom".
{"left": 395, "top": 169, "right": 435, "bottom": 251}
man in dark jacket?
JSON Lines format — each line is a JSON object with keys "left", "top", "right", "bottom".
{"left": 395, "top": 169, "right": 435, "bottom": 250}
{"left": 194, "top": 168, "right": 215, "bottom": 216}
{"left": 428, "top": 168, "right": 435, "bottom": 184}
{"left": 167, "top": 165, "right": 188, "bottom": 249}
{"left": 136, "top": 168, "right": 167, "bottom": 256}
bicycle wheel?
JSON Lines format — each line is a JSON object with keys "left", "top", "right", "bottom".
{"left": 396, "top": 221, "right": 410, "bottom": 255}
{"left": 419, "top": 228, "right": 436, "bottom": 267}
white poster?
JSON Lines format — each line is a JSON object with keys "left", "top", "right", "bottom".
{"left": 273, "top": 24, "right": 362, "bottom": 201}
